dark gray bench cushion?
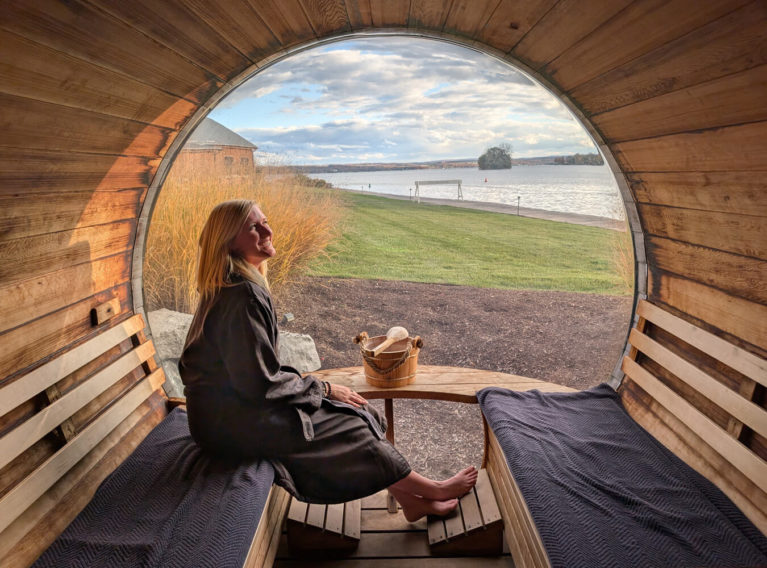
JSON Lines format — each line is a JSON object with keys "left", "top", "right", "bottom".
{"left": 478, "top": 384, "right": 767, "bottom": 568}
{"left": 34, "top": 407, "right": 274, "bottom": 568}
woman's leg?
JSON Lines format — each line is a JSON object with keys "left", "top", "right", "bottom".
{"left": 390, "top": 466, "right": 478, "bottom": 501}
{"left": 388, "top": 466, "right": 478, "bottom": 522}
{"left": 387, "top": 486, "right": 458, "bottom": 522}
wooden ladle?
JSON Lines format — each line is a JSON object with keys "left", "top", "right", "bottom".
{"left": 372, "top": 326, "right": 409, "bottom": 357}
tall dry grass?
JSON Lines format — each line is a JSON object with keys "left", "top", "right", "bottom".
{"left": 610, "top": 224, "right": 635, "bottom": 295}
{"left": 144, "top": 159, "right": 344, "bottom": 313}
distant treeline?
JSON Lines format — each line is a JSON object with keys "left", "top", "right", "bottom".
{"left": 552, "top": 153, "right": 603, "bottom": 165}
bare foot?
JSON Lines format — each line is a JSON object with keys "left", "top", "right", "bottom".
{"left": 401, "top": 497, "right": 459, "bottom": 523}
{"left": 433, "top": 466, "right": 478, "bottom": 500}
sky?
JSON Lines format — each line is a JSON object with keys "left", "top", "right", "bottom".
{"left": 209, "top": 37, "right": 599, "bottom": 165}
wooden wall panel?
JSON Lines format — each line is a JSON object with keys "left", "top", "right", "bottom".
{"left": 0, "top": 221, "right": 135, "bottom": 286}
{"left": 572, "top": 2, "right": 767, "bottom": 116}
{"left": 442, "top": 0, "right": 500, "bottom": 39}
{"left": 0, "top": 255, "right": 130, "bottom": 336}
{"left": 89, "top": 0, "right": 251, "bottom": 80}
{"left": 0, "top": 285, "right": 130, "bottom": 383}
{"left": 249, "top": 1, "right": 317, "bottom": 47}
{"left": 511, "top": 0, "right": 632, "bottom": 70}
{"left": 0, "top": 30, "right": 197, "bottom": 130}
{"left": 0, "top": 94, "right": 174, "bottom": 157}
{"left": 639, "top": 205, "right": 765, "bottom": 258}
{"left": 476, "top": 0, "right": 556, "bottom": 53}
{"left": 0, "top": 393, "right": 166, "bottom": 568}
{"left": 628, "top": 172, "right": 767, "bottom": 217}
{"left": 370, "top": 0, "right": 410, "bottom": 27}
{"left": 0, "top": 0, "right": 221, "bottom": 102}
{"left": 613, "top": 121, "right": 767, "bottom": 172}
{"left": 408, "top": 0, "right": 451, "bottom": 30}
{"left": 545, "top": 0, "right": 750, "bottom": 90}
{"left": 301, "top": 0, "right": 351, "bottom": 36}
{"left": 646, "top": 236, "right": 766, "bottom": 305}
{"left": 182, "top": 0, "right": 280, "bottom": 62}
{"left": 592, "top": 64, "right": 767, "bottom": 142}
{"left": 344, "top": 0, "right": 373, "bottom": 29}
{"left": 648, "top": 272, "right": 767, "bottom": 355}
{"left": 0, "top": 189, "right": 143, "bottom": 242}
{"left": 0, "top": 151, "right": 153, "bottom": 195}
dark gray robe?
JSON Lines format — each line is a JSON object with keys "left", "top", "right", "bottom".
{"left": 179, "top": 276, "right": 410, "bottom": 503}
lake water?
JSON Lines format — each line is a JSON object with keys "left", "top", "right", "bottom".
{"left": 309, "top": 165, "right": 625, "bottom": 220}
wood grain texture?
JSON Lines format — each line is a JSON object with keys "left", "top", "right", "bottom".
{"left": 249, "top": 0, "right": 317, "bottom": 46}
{"left": 512, "top": 0, "right": 632, "bottom": 70}
{"left": 313, "top": 365, "right": 574, "bottom": 402}
{"left": 0, "top": 189, "right": 142, "bottom": 242}
{"left": 443, "top": 0, "right": 500, "bottom": 39}
{"left": 486, "top": 432, "right": 549, "bottom": 568}
{"left": 300, "top": 0, "right": 351, "bottom": 36}
{"left": 0, "top": 93, "right": 174, "bottom": 157}
{"left": 613, "top": 121, "right": 767, "bottom": 172}
{"left": 89, "top": 0, "right": 251, "bottom": 81}
{"left": 0, "top": 0, "right": 221, "bottom": 101}
{"left": 0, "top": 393, "right": 166, "bottom": 568}
{"left": 592, "top": 64, "right": 767, "bottom": 142}
{"left": 477, "top": 0, "right": 557, "bottom": 54}
{"left": 648, "top": 272, "right": 767, "bottom": 364}
{"left": 0, "top": 221, "right": 135, "bottom": 286}
{"left": 369, "top": 0, "right": 410, "bottom": 27}
{"left": 0, "top": 285, "right": 131, "bottom": 384}
{"left": 637, "top": 300, "right": 767, "bottom": 385}
{"left": 545, "top": 0, "right": 750, "bottom": 90}
{"left": 645, "top": 236, "right": 766, "bottom": 304}
{"left": 640, "top": 205, "right": 765, "bottom": 258}
{"left": 572, "top": 1, "right": 767, "bottom": 115}
{"left": 627, "top": 171, "right": 767, "bottom": 216}
{"left": 621, "top": 380, "right": 767, "bottom": 534}
{"left": 174, "top": 0, "right": 280, "bottom": 63}
{"left": 628, "top": 329, "right": 766, "bottom": 439}
{"left": 0, "top": 253, "right": 130, "bottom": 335}
{"left": 0, "top": 29, "right": 197, "bottom": 129}
{"left": 0, "top": 150, "right": 153, "bottom": 195}
{"left": 0, "top": 342, "right": 155, "bottom": 470}
{"left": 408, "top": 0, "right": 451, "bottom": 30}
{"left": 344, "top": 0, "right": 373, "bottom": 29}
{"left": 0, "top": 369, "right": 164, "bottom": 535}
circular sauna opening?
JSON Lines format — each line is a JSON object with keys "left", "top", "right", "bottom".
{"left": 141, "top": 35, "right": 637, "bottom": 478}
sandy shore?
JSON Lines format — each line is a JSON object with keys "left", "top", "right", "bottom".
{"left": 341, "top": 188, "right": 627, "bottom": 231}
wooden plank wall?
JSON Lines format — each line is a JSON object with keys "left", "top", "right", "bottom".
{"left": 1, "top": 2, "right": 765, "bottom": 558}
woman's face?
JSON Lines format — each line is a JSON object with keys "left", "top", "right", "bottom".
{"left": 230, "top": 205, "right": 275, "bottom": 267}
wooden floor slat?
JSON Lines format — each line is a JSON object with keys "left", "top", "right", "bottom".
{"left": 277, "top": 486, "right": 512, "bottom": 565}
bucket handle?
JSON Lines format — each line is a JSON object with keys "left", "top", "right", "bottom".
{"left": 353, "top": 333, "right": 423, "bottom": 375}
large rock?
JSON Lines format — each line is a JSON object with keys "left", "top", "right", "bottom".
{"left": 147, "top": 309, "right": 192, "bottom": 398}
{"left": 147, "top": 308, "right": 322, "bottom": 398}
{"left": 278, "top": 331, "right": 321, "bottom": 374}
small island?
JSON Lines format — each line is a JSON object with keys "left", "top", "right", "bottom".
{"left": 478, "top": 144, "right": 512, "bottom": 170}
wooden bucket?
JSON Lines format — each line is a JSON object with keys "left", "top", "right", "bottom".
{"left": 354, "top": 332, "right": 423, "bottom": 387}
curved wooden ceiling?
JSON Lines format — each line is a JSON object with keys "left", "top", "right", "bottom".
{"left": 1, "top": 0, "right": 765, "bottom": 387}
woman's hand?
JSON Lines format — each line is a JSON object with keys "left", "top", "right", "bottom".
{"left": 328, "top": 383, "right": 368, "bottom": 408}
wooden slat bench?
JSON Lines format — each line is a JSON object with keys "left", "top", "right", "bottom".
{"left": 0, "top": 313, "right": 288, "bottom": 568}
{"left": 480, "top": 299, "right": 767, "bottom": 568}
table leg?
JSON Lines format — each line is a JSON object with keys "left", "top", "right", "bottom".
{"left": 385, "top": 398, "right": 398, "bottom": 513}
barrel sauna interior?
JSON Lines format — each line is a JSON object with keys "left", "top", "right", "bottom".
{"left": 1, "top": 1, "right": 765, "bottom": 565}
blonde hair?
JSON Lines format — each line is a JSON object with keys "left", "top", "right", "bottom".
{"left": 185, "top": 199, "right": 269, "bottom": 346}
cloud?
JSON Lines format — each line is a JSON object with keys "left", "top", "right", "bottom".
{"left": 211, "top": 37, "right": 597, "bottom": 163}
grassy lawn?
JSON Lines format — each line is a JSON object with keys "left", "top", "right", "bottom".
{"left": 308, "top": 193, "right": 632, "bottom": 295}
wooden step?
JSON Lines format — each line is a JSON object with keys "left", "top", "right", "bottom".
{"left": 427, "top": 469, "right": 503, "bottom": 556}
{"left": 287, "top": 498, "right": 361, "bottom": 554}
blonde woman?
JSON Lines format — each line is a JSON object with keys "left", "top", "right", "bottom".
{"left": 180, "top": 199, "right": 477, "bottom": 521}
